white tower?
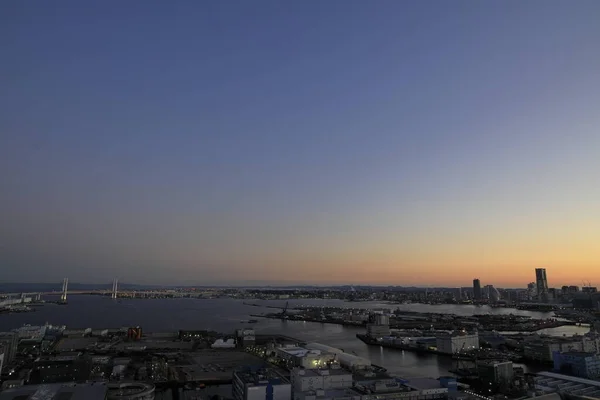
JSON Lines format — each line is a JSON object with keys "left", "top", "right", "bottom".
{"left": 60, "top": 278, "right": 68, "bottom": 302}
{"left": 112, "top": 278, "right": 118, "bottom": 299}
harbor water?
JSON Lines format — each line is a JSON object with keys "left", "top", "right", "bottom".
{"left": 0, "top": 296, "right": 589, "bottom": 378}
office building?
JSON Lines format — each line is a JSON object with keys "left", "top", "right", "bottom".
{"left": 473, "top": 279, "right": 482, "bottom": 300}
{"left": 553, "top": 351, "right": 600, "bottom": 380}
{"left": 233, "top": 369, "right": 291, "bottom": 400}
{"left": 436, "top": 331, "right": 479, "bottom": 355}
{"left": 477, "top": 360, "right": 514, "bottom": 386}
{"left": 485, "top": 285, "right": 500, "bottom": 302}
{"left": 536, "top": 268, "right": 549, "bottom": 302}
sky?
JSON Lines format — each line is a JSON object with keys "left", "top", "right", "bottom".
{"left": 1, "top": 1, "right": 600, "bottom": 287}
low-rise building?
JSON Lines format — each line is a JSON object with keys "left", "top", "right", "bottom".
{"left": 233, "top": 368, "right": 291, "bottom": 400}
{"left": 436, "top": 332, "right": 479, "bottom": 355}
{"left": 291, "top": 367, "right": 353, "bottom": 393}
{"left": 304, "top": 344, "right": 370, "bottom": 369}
{"left": 524, "top": 337, "right": 592, "bottom": 362}
{"left": 533, "top": 371, "right": 600, "bottom": 397}
{"left": 277, "top": 347, "right": 336, "bottom": 369}
{"left": 553, "top": 351, "right": 600, "bottom": 380}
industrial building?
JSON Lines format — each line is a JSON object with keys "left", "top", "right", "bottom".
{"left": 435, "top": 332, "right": 479, "bottom": 355}
{"left": 276, "top": 346, "right": 336, "bottom": 369}
{"left": 366, "top": 315, "right": 390, "bottom": 338}
{"left": 533, "top": 371, "right": 600, "bottom": 398}
{"left": 553, "top": 351, "right": 600, "bottom": 380}
{"left": 291, "top": 367, "right": 353, "bottom": 392}
{"left": 476, "top": 360, "right": 514, "bottom": 386}
{"left": 233, "top": 368, "right": 292, "bottom": 400}
{"left": 524, "top": 336, "right": 600, "bottom": 362}
{"left": 304, "top": 343, "right": 371, "bottom": 369}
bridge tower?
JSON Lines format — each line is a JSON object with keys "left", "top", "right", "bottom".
{"left": 60, "top": 278, "right": 68, "bottom": 303}
{"left": 112, "top": 278, "right": 118, "bottom": 299}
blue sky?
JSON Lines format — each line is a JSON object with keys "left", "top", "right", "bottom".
{"left": 2, "top": 0, "right": 600, "bottom": 286}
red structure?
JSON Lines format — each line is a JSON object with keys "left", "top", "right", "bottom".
{"left": 127, "top": 326, "right": 142, "bottom": 341}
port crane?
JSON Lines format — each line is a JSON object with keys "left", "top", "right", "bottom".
{"left": 277, "top": 301, "right": 289, "bottom": 319}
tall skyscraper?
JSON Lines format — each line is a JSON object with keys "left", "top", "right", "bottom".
{"left": 535, "top": 268, "right": 549, "bottom": 302}
{"left": 473, "top": 279, "right": 482, "bottom": 300}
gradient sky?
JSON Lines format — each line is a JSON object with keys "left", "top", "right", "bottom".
{"left": 2, "top": 1, "right": 600, "bottom": 287}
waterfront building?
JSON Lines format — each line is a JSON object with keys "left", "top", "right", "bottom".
{"left": 484, "top": 285, "right": 500, "bottom": 302}
{"left": 276, "top": 346, "right": 336, "bottom": 369}
{"left": 473, "top": 279, "right": 482, "bottom": 301}
{"left": 304, "top": 343, "right": 371, "bottom": 369}
{"left": 522, "top": 336, "right": 598, "bottom": 362}
{"left": 237, "top": 328, "right": 256, "bottom": 347}
{"left": 0, "top": 382, "right": 108, "bottom": 400}
{"left": 533, "top": 371, "right": 600, "bottom": 398}
{"left": 435, "top": 331, "right": 479, "bottom": 355}
{"left": 366, "top": 314, "right": 391, "bottom": 338}
{"left": 476, "top": 360, "right": 514, "bottom": 387}
{"left": 233, "top": 368, "right": 292, "bottom": 400}
{"left": 553, "top": 351, "right": 600, "bottom": 380}
{"left": 536, "top": 268, "right": 549, "bottom": 303}
{"left": 290, "top": 367, "right": 353, "bottom": 393}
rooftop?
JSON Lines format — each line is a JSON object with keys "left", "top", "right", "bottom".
{"left": 0, "top": 382, "right": 108, "bottom": 400}
{"left": 296, "top": 368, "right": 352, "bottom": 377}
{"left": 405, "top": 377, "right": 444, "bottom": 391}
{"left": 235, "top": 369, "right": 289, "bottom": 386}
{"left": 54, "top": 337, "right": 97, "bottom": 351}
{"left": 278, "top": 347, "right": 311, "bottom": 357}
{"left": 558, "top": 351, "right": 598, "bottom": 358}
{"left": 299, "top": 388, "right": 361, "bottom": 399}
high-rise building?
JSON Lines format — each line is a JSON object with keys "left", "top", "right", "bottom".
{"left": 473, "top": 279, "right": 482, "bottom": 300}
{"left": 536, "top": 268, "right": 549, "bottom": 302}
{"left": 527, "top": 282, "right": 537, "bottom": 300}
{"left": 485, "top": 285, "right": 501, "bottom": 302}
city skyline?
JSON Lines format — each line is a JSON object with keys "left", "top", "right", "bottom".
{"left": 2, "top": 1, "right": 600, "bottom": 286}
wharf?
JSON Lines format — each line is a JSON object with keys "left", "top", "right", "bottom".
{"left": 356, "top": 334, "right": 524, "bottom": 362}
{"left": 257, "top": 310, "right": 571, "bottom": 332}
